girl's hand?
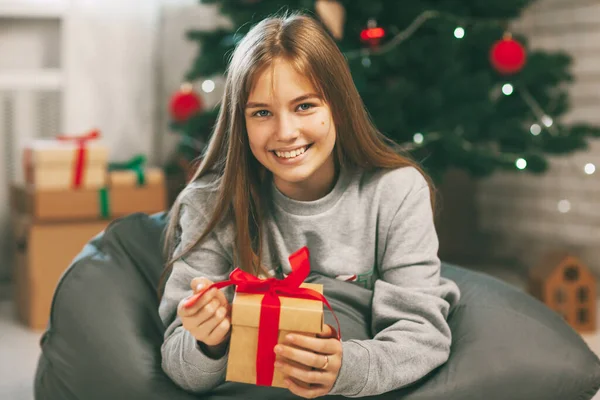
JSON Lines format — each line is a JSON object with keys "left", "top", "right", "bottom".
{"left": 177, "top": 278, "right": 231, "bottom": 349}
{"left": 274, "top": 324, "right": 342, "bottom": 399}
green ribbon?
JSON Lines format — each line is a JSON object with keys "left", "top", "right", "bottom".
{"left": 98, "top": 187, "right": 110, "bottom": 219}
{"left": 108, "top": 154, "right": 146, "bottom": 186}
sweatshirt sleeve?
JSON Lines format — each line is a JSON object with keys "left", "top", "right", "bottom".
{"left": 158, "top": 191, "right": 235, "bottom": 394}
{"left": 329, "top": 178, "right": 461, "bottom": 397}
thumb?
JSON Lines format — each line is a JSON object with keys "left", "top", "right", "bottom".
{"left": 190, "top": 277, "right": 214, "bottom": 293}
{"left": 317, "top": 323, "right": 338, "bottom": 339}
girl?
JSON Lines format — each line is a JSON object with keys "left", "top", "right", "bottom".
{"left": 159, "top": 12, "right": 460, "bottom": 399}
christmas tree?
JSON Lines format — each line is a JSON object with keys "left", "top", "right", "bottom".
{"left": 168, "top": 0, "right": 600, "bottom": 182}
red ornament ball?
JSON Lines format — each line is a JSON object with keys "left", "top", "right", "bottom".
{"left": 360, "top": 19, "right": 386, "bottom": 49}
{"left": 170, "top": 83, "right": 203, "bottom": 122}
{"left": 360, "top": 26, "right": 385, "bottom": 48}
{"left": 490, "top": 36, "right": 527, "bottom": 75}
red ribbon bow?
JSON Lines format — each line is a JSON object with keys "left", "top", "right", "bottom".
{"left": 185, "top": 246, "right": 341, "bottom": 386}
{"left": 56, "top": 129, "right": 100, "bottom": 188}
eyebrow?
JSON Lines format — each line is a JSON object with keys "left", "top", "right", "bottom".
{"left": 245, "top": 93, "right": 321, "bottom": 109}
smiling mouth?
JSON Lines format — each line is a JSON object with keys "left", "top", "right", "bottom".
{"left": 271, "top": 144, "right": 313, "bottom": 159}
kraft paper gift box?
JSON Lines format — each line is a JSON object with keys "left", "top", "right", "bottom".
{"left": 226, "top": 281, "right": 324, "bottom": 388}
{"left": 184, "top": 246, "right": 338, "bottom": 389}
{"left": 23, "top": 130, "right": 108, "bottom": 190}
{"left": 10, "top": 183, "right": 167, "bottom": 223}
{"left": 108, "top": 155, "right": 165, "bottom": 188}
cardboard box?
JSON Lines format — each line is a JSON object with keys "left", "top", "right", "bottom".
{"left": 226, "top": 283, "right": 324, "bottom": 388}
{"left": 11, "top": 183, "right": 167, "bottom": 222}
{"left": 26, "top": 165, "right": 107, "bottom": 191}
{"left": 23, "top": 138, "right": 108, "bottom": 190}
{"left": 109, "top": 167, "right": 165, "bottom": 187}
{"left": 13, "top": 216, "right": 109, "bottom": 330}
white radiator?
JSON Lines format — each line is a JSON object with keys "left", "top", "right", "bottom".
{"left": 0, "top": 0, "right": 229, "bottom": 283}
{"left": 0, "top": 4, "right": 64, "bottom": 281}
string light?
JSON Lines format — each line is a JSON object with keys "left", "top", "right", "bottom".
{"left": 400, "top": 132, "right": 442, "bottom": 151}
{"left": 541, "top": 115, "right": 553, "bottom": 127}
{"left": 584, "top": 163, "right": 596, "bottom": 175}
{"left": 319, "top": 9, "right": 589, "bottom": 176}
{"left": 557, "top": 199, "right": 571, "bottom": 213}
{"left": 201, "top": 79, "right": 215, "bottom": 93}
{"left": 344, "top": 10, "right": 504, "bottom": 59}
{"left": 502, "top": 83, "right": 513, "bottom": 96}
{"left": 180, "top": 9, "right": 595, "bottom": 180}
{"left": 343, "top": 10, "right": 556, "bottom": 143}
{"left": 345, "top": 11, "right": 439, "bottom": 59}
{"left": 401, "top": 135, "right": 545, "bottom": 174}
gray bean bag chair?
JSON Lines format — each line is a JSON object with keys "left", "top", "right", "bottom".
{"left": 34, "top": 212, "right": 600, "bottom": 399}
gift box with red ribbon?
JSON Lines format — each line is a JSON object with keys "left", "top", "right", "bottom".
{"left": 23, "top": 129, "right": 108, "bottom": 190}
{"left": 227, "top": 280, "right": 324, "bottom": 388}
{"left": 16, "top": 146, "right": 166, "bottom": 222}
{"left": 185, "top": 246, "right": 340, "bottom": 388}
{"left": 108, "top": 154, "right": 164, "bottom": 188}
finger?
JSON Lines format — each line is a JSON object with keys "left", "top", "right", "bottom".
{"left": 316, "top": 324, "right": 338, "bottom": 339}
{"left": 190, "top": 302, "right": 227, "bottom": 335}
{"left": 189, "top": 287, "right": 227, "bottom": 309}
{"left": 284, "top": 378, "right": 327, "bottom": 399}
{"left": 275, "top": 343, "right": 329, "bottom": 370}
{"left": 190, "top": 277, "right": 213, "bottom": 293}
{"left": 180, "top": 288, "right": 219, "bottom": 314}
{"left": 185, "top": 288, "right": 219, "bottom": 310}
{"left": 205, "top": 315, "right": 231, "bottom": 343}
{"left": 212, "top": 287, "right": 229, "bottom": 307}
{"left": 179, "top": 296, "right": 215, "bottom": 324}
{"left": 184, "top": 278, "right": 214, "bottom": 308}
{"left": 178, "top": 295, "right": 200, "bottom": 317}
{"left": 284, "top": 333, "right": 340, "bottom": 356}
{"left": 275, "top": 359, "right": 329, "bottom": 385}
{"left": 193, "top": 299, "right": 225, "bottom": 326}
{"left": 185, "top": 286, "right": 228, "bottom": 310}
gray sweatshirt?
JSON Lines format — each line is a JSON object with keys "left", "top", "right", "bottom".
{"left": 159, "top": 165, "right": 461, "bottom": 397}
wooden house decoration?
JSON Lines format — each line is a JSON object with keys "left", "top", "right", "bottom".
{"left": 528, "top": 251, "right": 596, "bottom": 333}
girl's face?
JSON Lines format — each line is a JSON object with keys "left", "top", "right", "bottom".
{"left": 245, "top": 59, "right": 337, "bottom": 201}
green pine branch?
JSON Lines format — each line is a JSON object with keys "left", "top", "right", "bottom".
{"left": 166, "top": 0, "right": 600, "bottom": 181}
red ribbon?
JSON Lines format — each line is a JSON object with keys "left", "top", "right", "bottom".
{"left": 56, "top": 129, "right": 100, "bottom": 188}
{"left": 184, "top": 246, "right": 341, "bottom": 386}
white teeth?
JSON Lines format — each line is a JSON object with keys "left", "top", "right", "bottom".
{"left": 274, "top": 145, "right": 308, "bottom": 159}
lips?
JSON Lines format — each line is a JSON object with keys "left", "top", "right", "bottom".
{"left": 272, "top": 143, "right": 313, "bottom": 159}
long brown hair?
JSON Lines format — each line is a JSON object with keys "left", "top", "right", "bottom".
{"left": 160, "top": 12, "right": 435, "bottom": 292}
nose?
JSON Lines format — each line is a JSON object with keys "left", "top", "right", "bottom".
{"left": 275, "top": 113, "right": 300, "bottom": 142}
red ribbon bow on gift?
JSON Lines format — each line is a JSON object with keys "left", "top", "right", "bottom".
{"left": 56, "top": 129, "right": 100, "bottom": 188}
{"left": 184, "top": 246, "right": 341, "bottom": 386}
